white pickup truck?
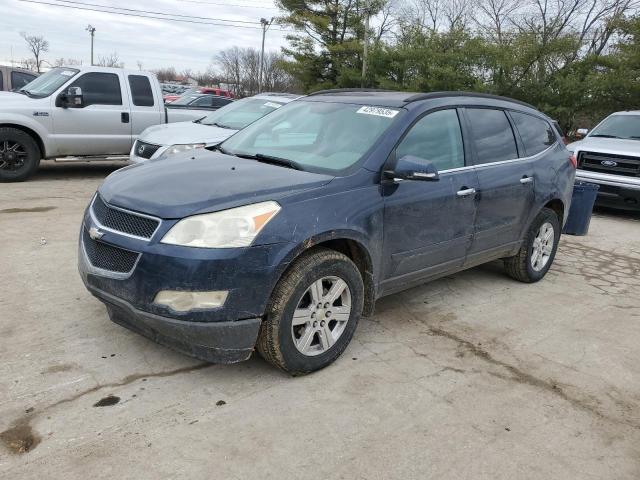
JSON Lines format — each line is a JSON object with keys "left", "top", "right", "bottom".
{"left": 0, "top": 65, "right": 208, "bottom": 181}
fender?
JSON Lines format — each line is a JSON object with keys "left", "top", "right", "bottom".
{"left": 0, "top": 112, "right": 54, "bottom": 158}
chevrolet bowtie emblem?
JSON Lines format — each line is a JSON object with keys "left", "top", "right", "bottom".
{"left": 89, "top": 227, "right": 104, "bottom": 240}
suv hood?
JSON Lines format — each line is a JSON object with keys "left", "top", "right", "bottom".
{"left": 568, "top": 137, "right": 640, "bottom": 157}
{"left": 100, "top": 150, "right": 333, "bottom": 219}
{"left": 141, "top": 121, "right": 236, "bottom": 146}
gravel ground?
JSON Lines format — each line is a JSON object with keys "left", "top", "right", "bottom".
{"left": 1, "top": 161, "right": 639, "bottom": 479}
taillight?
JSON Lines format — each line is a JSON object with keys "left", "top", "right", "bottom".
{"left": 569, "top": 154, "right": 577, "bottom": 169}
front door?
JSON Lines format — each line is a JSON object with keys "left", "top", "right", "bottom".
{"left": 381, "top": 108, "right": 478, "bottom": 294}
{"left": 52, "top": 71, "right": 132, "bottom": 156}
{"left": 462, "top": 107, "right": 536, "bottom": 260}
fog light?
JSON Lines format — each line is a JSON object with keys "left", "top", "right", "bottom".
{"left": 154, "top": 290, "right": 228, "bottom": 312}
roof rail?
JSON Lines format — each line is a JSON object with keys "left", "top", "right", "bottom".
{"left": 308, "top": 88, "right": 396, "bottom": 96}
{"left": 404, "top": 91, "right": 537, "bottom": 110}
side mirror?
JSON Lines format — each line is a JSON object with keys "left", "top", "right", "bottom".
{"left": 59, "top": 86, "right": 83, "bottom": 108}
{"left": 385, "top": 155, "right": 440, "bottom": 182}
{"left": 576, "top": 128, "right": 588, "bottom": 138}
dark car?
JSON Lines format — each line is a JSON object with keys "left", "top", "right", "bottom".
{"left": 78, "top": 90, "right": 575, "bottom": 375}
{"left": 165, "top": 93, "right": 234, "bottom": 111}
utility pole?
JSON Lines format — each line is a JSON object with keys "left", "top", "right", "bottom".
{"left": 361, "top": 0, "right": 370, "bottom": 88}
{"left": 86, "top": 25, "right": 96, "bottom": 66}
{"left": 258, "top": 17, "right": 272, "bottom": 94}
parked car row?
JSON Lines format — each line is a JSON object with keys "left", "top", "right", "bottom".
{"left": 0, "top": 66, "right": 225, "bottom": 181}
{"left": 163, "top": 86, "right": 233, "bottom": 104}
{"left": 78, "top": 89, "right": 577, "bottom": 374}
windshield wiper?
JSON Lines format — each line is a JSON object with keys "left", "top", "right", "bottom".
{"left": 207, "top": 122, "right": 234, "bottom": 130}
{"left": 17, "top": 89, "right": 34, "bottom": 97}
{"left": 213, "top": 144, "right": 232, "bottom": 155}
{"left": 590, "top": 134, "right": 620, "bottom": 138}
{"left": 233, "top": 152, "right": 303, "bottom": 171}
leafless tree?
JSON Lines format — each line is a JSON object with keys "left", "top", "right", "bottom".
{"left": 137, "top": 60, "right": 144, "bottom": 71}
{"left": 20, "top": 32, "right": 49, "bottom": 73}
{"left": 54, "top": 57, "right": 83, "bottom": 67}
{"left": 96, "top": 52, "right": 124, "bottom": 68}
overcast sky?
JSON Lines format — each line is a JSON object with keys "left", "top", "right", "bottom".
{"left": 0, "top": 0, "right": 291, "bottom": 72}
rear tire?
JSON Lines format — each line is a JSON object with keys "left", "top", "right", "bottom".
{"left": 504, "top": 207, "right": 561, "bottom": 283}
{"left": 0, "top": 128, "right": 41, "bottom": 182}
{"left": 257, "top": 248, "right": 364, "bottom": 375}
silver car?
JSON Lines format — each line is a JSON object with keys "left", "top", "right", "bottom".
{"left": 130, "top": 93, "right": 300, "bottom": 163}
{"left": 568, "top": 111, "right": 640, "bottom": 210}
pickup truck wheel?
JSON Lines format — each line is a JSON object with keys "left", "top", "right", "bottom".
{"left": 0, "top": 128, "right": 41, "bottom": 182}
{"left": 257, "top": 248, "right": 364, "bottom": 375}
{"left": 504, "top": 207, "right": 561, "bottom": 283}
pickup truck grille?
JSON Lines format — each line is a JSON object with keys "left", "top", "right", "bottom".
{"left": 82, "top": 228, "right": 140, "bottom": 274}
{"left": 578, "top": 151, "right": 640, "bottom": 177}
{"left": 92, "top": 195, "right": 160, "bottom": 240}
{"left": 134, "top": 140, "right": 162, "bottom": 159}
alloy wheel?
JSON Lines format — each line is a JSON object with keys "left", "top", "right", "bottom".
{"left": 531, "top": 221, "right": 555, "bottom": 272}
{"left": 291, "top": 276, "right": 352, "bottom": 356}
{"left": 0, "top": 140, "right": 28, "bottom": 171}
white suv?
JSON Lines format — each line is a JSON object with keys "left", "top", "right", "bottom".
{"left": 130, "top": 93, "right": 300, "bottom": 163}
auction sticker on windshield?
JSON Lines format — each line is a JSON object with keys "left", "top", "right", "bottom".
{"left": 357, "top": 106, "right": 399, "bottom": 118}
{"left": 264, "top": 102, "right": 282, "bottom": 109}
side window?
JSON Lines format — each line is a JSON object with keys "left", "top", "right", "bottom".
{"left": 466, "top": 108, "right": 518, "bottom": 164}
{"left": 11, "top": 71, "right": 36, "bottom": 89}
{"left": 396, "top": 109, "right": 465, "bottom": 171}
{"left": 510, "top": 111, "right": 556, "bottom": 156}
{"left": 211, "top": 97, "right": 232, "bottom": 107}
{"left": 191, "top": 96, "right": 212, "bottom": 107}
{"left": 69, "top": 72, "right": 122, "bottom": 107}
{"left": 128, "top": 75, "right": 154, "bottom": 107}
{"left": 0, "top": 72, "right": 3, "bottom": 90}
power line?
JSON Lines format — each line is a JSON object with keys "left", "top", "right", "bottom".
{"left": 14, "top": 0, "right": 295, "bottom": 31}
{"left": 44, "top": 0, "right": 263, "bottom": 24}
{"left": 175, "top": 0, "right": 279, "bottom": 9}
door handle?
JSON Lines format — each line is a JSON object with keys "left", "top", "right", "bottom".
{"left": 121, "top": 112, "right": 130, "bottom": 123}
{"left": 456, "top": 188, "right": 476, "bottom": 197}
{"left": 520, "top": 176, "right": 534, "bottom": 184}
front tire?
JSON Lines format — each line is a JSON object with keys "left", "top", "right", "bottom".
{"left": 0, "top": 128, "right": 41, "bottom": 182}
{"left": 257, "top": 248, "right": 364, "bottom": 375}
{"left": 504, "top": 207, "right": 561, "bottom": 283}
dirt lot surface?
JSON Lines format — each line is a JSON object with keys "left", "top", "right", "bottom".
{"left": 1, "top": 161, "right": 640, "bottom": 479}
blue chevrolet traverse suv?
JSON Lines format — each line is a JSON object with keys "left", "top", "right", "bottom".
{"left": 79, "top": 90, "right": 575, "bottom": 375}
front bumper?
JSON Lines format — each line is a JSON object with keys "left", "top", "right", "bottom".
{"left": 89, "top": 285, "right": 261, "bottom": 363}
{"left": 575, "top": 169, "right": 640, "bottom": 209}
{"left": 78, "top": 205, "right": 291, "bottom": 363}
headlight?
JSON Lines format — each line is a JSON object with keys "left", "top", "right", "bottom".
{"left": 162, "top": 143, "right": 206, "bottom": 157}
{"left": 161, "top": 201, "right": 281, "bottom": 248}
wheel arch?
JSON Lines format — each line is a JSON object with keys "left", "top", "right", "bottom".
{"left": 0, "top": 123, "right": 45, "bottom": 158}
{"left": 543, "top": 198, "right": 565, "bottom": 225}
{"left": 274, "top": 232, "right": 377, "bottom": 317}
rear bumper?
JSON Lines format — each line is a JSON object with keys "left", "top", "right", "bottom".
{"left": 88, "top": 284, "right": 262, "bottom": 363}
{"left": 575, "top": 170, "right": 640, "bottom": 210}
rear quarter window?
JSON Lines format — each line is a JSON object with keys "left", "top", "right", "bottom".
{"left": 128, "top": 75, "right": 154, "bottom": 107}
{"left": 510, "top": 111, "right": 556, "bottom": 156}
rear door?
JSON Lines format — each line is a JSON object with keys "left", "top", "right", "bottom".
{"left": 381, "top": 108, "right": 479, "bottom": 293}
{"left": 126, "top": 74, "right": 163, "bottom": 139}
{"left": 52, "top": 71, "right": 132, "bottom": 156}
{"left": 463, "top": 107, "right": 535, "bottom": 261}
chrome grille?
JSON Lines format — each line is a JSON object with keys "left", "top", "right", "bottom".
{"left": 82, "top": 228, "right": 139, "bottom": 274}
{"left": 578, "top": 151, "right": 640, "bottom": 177}
{"left": 92, "top": 195, "right": 159, "bottom": 240}
{"left": 134, "top": 140, "right": 162, "bottom": 159}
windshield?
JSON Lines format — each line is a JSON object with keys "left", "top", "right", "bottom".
{"left": 200, "top": 97, "right": 285, "bottom": 130}
{"left": 221, "top": 100, "right": 400, "bottom": 173}
{"left": 19, "top": 67, "right": 78, "bottom": 97}
{"left": 590, "top": 114, "right": 640, "bottom": 140}
{"left": 171, "top": 94, "right": 202, "bottom": 106}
